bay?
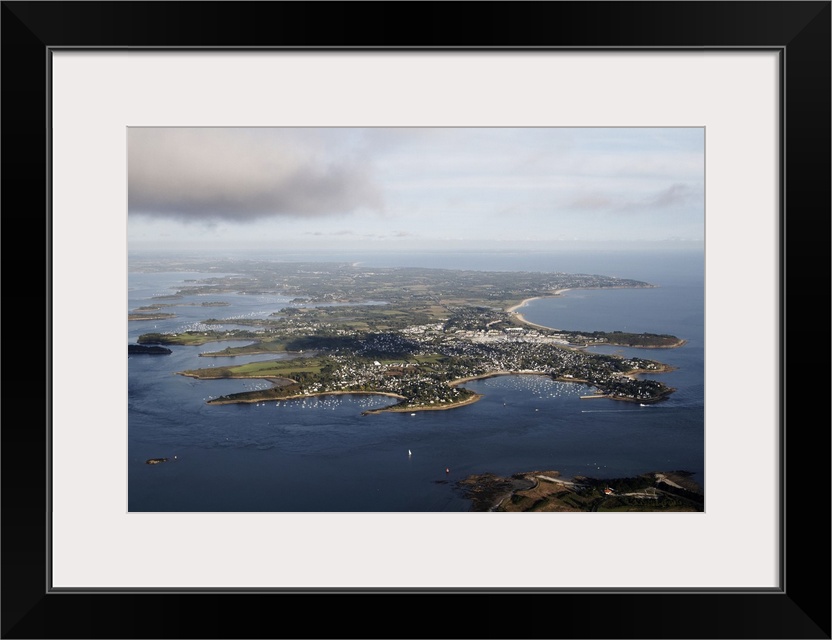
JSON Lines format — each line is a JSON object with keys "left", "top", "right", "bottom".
{"left": 128, "top": 249, "right": 704, "bottom": 512}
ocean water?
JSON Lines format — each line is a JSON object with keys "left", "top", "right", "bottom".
{"left": 128, "top": 249, "right": 704, "bottom": 512}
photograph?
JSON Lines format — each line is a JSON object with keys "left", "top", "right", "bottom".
{"left": 128, "top": 126, "right": 705, "bottom": 513}
{"left": 2, "top": 0, "right": 828, "bottom": 637}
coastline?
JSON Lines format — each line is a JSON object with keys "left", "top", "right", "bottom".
{"left": 506, "top": 296, "right": 540, "bottom": 314}
{"left": 512, "top": 313, "right": 561, "bottom": 332}
{"left": 506, "top": 290, "right": 686, "bottom": 350}
{"left": 207, "top": 388, "right": 407, "bottom": 406}
{"left": 623, "top": 363, "right": 676, "bottom": 378}
{"left": 506, "top": 289, "right": 571, "bottom": 314}
{"left": 459, "top": 468, "right": 703, "bottom": 512}
{"left": 361, "top": 391, "right": 483, "bottom": 415}
{"left": 616, "top": 338, "right": 687, "bottom": 349}
{"left": 197, "top": 373, "right": 481, "bottom": 414}
{"left": 506, "top": 290, "right": 570, "bottom": 331}
{"left": 449, "top": 369, "right": 555, "bottom": 386}
{"left": 197, "top": 364, "right": 675, "bottom": 409}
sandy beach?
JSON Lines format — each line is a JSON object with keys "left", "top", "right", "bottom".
{"left": 506, "top": 289, "right": 570, "bottom": 314}
{"left": 506, "top": 290, "right": 570, "bottom": 331}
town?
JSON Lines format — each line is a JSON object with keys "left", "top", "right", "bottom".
{"left": 132, "top": 259, "right": 682, "bottom": 411}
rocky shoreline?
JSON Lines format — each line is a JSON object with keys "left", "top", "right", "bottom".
{"left": 458, "top": 469, "right": 703, "bottom": 512}
{"left": 129, "top": 344, "right": 172, "bottom": 355}
{"left": 361, "top": 391, "right": 483, "bottom": 415}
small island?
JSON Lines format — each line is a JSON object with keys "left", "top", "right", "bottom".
{"left": 129, "top": 344, "right": 172, "bottom": 355}
{"left": 128, "top": 312, "right": 177, "bottom": 321}
{"left": 128, "top": 301, "right": 231, "bottom": 321}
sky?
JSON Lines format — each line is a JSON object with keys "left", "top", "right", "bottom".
{"left": 128, "top": 127, "right": 704, "bottom": 254}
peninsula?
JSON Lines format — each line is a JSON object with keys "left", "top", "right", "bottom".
{"left": 133, "top": 258, "right": 683, "bottom": 412}
{"left": 458, "top": 469, "right": 704, "bottom": 512}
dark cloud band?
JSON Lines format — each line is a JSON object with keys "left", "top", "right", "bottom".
{"left": 128, "top": 128, "right": 382, "bottom": 222}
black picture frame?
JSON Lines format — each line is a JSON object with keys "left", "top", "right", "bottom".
{"left": 2, "top": 2, "right": 829, "bottom": 638}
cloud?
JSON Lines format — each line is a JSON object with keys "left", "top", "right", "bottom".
{"left": 567, "top": 183, "right": 701, "bottom": 215}
{"left": 569, "top": 195, "right": 614, "bottom": 210}
{"left": 305, "top": 229, "right": 356, "bottom": 237}
{"left": 647, "top": 183, "right": 696, "bottom": 208}
{"left": 128, "top": 128, "right": 383, "bottom": 222}
{"left": 303, "top": 229, "right": 415, "bottom": 241}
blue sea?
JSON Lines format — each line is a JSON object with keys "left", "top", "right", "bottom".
{"left": 128, "top": 249, "right": 704, "bottom": 512}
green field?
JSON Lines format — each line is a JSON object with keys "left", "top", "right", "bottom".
{"left": 180, "top": 356, "right": 327, "bottom": 379}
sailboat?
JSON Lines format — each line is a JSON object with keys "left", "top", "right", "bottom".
{"left": 408, "top": 449, "right": 412, "bottom": 457}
